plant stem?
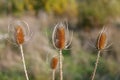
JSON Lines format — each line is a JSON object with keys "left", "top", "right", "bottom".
{"left": 20, "top": 45, "right": 29, "bottom": 80}
{"left": 91, "top": 50, "right": 101, "bottom": 80}
{"left": 52, "top": 70, "right": 55, "bottom": 80}
{"left": 59, "top": 50, "right": 63, "bottom": 80}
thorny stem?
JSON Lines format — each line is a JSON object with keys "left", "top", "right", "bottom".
{"left": 20, "top": 45, "right": 29, "bottom": 80}
{"left": 91, "top": 50, "right": 101, "bottom": 80}
{"left": 59, "top": 50, "right": 63, "bottom": 80}
{"left": 52, "top": 70, "right": 55, "bottom": 80}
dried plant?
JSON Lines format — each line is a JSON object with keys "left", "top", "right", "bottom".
{"left": 91, "top": 26, "right": 109, "bottom": 80}
{"left": 52, "top": 21, "right": 73, "bottom": 80}
{"left": 50, "top": 56, "right": 58, "bottom": 80}
{"left": 16, "top": 26, "right": 25, "bottom": 44}
{"left": 8, "top": 20, "right": 32, "bottom": 80}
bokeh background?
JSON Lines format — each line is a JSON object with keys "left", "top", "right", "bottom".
{"left": 0, "top": 0, "right": 120, "bottom": 80}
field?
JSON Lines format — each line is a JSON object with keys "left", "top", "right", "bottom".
{"left": 0, "top": 0, "right": 120, "bottom": 80}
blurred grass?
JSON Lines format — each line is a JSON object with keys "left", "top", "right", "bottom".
{"left": 63, "top": 49, "right": 120, "bottom": 80}
{"left": 0, "top": 70, "right": 26, "bottom": 80}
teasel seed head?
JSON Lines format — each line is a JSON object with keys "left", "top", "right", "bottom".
{"left": 96, "top": 27, "right": 107, "bottom": 51}
{"left": 50, "top": 56, "right": 58, "bottom": 70}
{"left": 56, "top": 26, "right": 65, "bottom": 49}
{"left": 8, "top": 20, "right": 32, "bottom": 45}
{"left": 52, "top": 21, "right": 73, "bottom": 50}
{"left": 16, "top": 26, "right": 24, "bottom": 44}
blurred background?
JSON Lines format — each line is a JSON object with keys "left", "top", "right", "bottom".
{"left": 0, "top": 0, "right": 120, "bottom": 80}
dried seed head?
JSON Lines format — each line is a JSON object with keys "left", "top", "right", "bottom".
{"left": 8, "top": 20, "right": 32, "bottom": 45}
{"left": 52, "top": 22, "right": 72, "bottom": 50}
{"left": 16, "top": 26, "right": 24, "bottom": 44}
{"left": 96, "top": 27, "right": 107, "bottom": 50}
{"left": 50, "top": 56, "right": 58, "bottom": 70}
{"left": 56, "top": 26, "right": 65, "bottom": 49}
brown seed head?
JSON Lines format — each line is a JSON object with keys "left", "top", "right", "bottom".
{"left": 16, "top": 26, "right": 24, "bottom": 44}
{"left": 55, "top": 26, "right": 65, "bottom": 49}
{"left": 51, "top": 56, "right": 58, "bottom": 70}
{"left": 96, "top": 31, "right": 107, "bottom": 50}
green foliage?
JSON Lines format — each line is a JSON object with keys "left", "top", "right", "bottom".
{"left": 0, "top": 0, "right": 7, "bottom": 15}
{"left": 0, "top": 70, "right": 25, "bottom": 80}
{"left": 45, "top": 0, "right": 78, "bottom": 16}
{"left": 0, "top": 0, "right": 78, "bottom": 17}
{"left": 78, "top": 0, "right": 120, "bottom": 28}
{"left": 63, "top": 50, "right": 120, "bottom": 80}
{"left": 1, "top": 0, "right": 120, "bottom": 27}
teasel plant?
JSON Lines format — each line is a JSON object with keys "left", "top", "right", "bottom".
{"left": 52, "top": 21, "right": 73, "bottom": 80}
{"left": 8, "top": 20, "right": 32, "bottom": 80}
{"left": 91, "top": 26, "right": 111, "bottom": 80}
{"left": 50, "top": 56, "right": 59, "bottom": 80}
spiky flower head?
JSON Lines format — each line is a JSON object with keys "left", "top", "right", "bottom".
{"left": 8, "top": 20, "right": 32, "bottom": 45}
{"left": 52, "top": 21, "right": 72, "bottom": 50}
{"left": 50, "top": 56, "right": 58, "bottom": 70}
{"left": 96, "top": 26, "right": 108, "bottom": 51}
